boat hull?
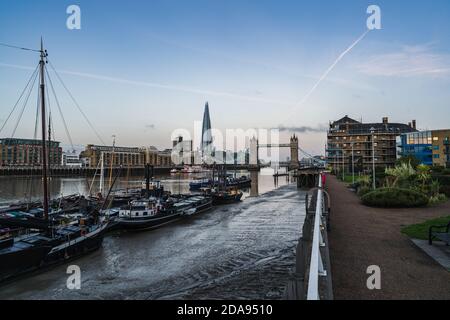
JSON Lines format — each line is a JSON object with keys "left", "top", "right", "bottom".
{"left": 117, "top": 212, "right": 182, "bottom": 231}
{"left": 0, "top": 245, "right": 52, "bottom": 283}
{"left": 212, "top": 193, "right": 243, "bottom": 205}
{"left": 44, "top": 224, "right": 108, "bottom": 265}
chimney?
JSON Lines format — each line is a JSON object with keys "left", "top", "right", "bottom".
{"left": 382, "top": 117, "right": 388, "bottom": 124}
{"left": 412, "top": 120, "right": 417, "bottom": 130}
{"left": 408, "top": 122, "right": 412, "bottom": 128}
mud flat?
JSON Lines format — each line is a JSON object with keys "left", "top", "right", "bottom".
{"left": 0, "top": 184, "right": 305, "bottom": 300}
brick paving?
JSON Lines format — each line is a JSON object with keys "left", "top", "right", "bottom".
{"left": 326, "top": 174, "right": 450, "bottom": 300}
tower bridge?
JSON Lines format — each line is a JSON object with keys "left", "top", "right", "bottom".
{"left": 250, "top": 134, "right": 300, "bottom": 171}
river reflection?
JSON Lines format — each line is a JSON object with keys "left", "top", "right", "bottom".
{"left": 0, "top": 167, "right": 291, "bottom": 205}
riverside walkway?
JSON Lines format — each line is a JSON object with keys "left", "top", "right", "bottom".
{"left": 326, "top": 174, "right": 450, "bottom": 300}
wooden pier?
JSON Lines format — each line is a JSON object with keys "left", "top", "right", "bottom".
{"left": 293, "top": 167, "right": 321, "bottom": 189}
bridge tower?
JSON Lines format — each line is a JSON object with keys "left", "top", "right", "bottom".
{"left": 290, "top": 134, "right": 299, "bottom": 169}
{"left": 249, "top": 136, "right": 259, "bottom": 166}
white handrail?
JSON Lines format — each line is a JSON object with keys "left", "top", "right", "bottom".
{"left": 307, "top": 173, "right": 325, "bottom": 300}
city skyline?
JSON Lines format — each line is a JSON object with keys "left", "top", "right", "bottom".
{"left": 1, "top": 0, "right": 450, "bottom": 156}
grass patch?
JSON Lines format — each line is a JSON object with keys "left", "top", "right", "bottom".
{"left": 337, "top": 174, "right": 359, "bottom": 184}
{"left": 401, "top": 216, "right": 450, "bottom": 240}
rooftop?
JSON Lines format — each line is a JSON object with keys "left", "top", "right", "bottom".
{"left": 329, "top": 116, "right": 417, "bottom": 135}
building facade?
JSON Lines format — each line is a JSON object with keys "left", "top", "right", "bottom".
{"left": 0, "top": 138, "right": 62, "bottom": 167}
{"left": 80, "top": 144, "right": 146, "bottom": 168}
{"left": 398, "top": 130, "right": 450, "bottom": 167}
{"left": 172, "top": 136, "right": 194, "bottom": 165}
{"left": 80, "top": 144, "right": 173, "bottom": 168}
{"left": 62, "top": 151, "right": 83, "bottom": 167}
{"left": 327, "top": 116, "right": 417, "bottom": 173}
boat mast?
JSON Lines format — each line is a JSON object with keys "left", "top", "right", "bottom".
{"left": 99, "top": 152, "right": 104, "bottom": 196}
{"left": 39, "top": 38, "right": 49, "bottom": 220}
{"left": 109, "top": 135, "right": 116, "bottom": 189}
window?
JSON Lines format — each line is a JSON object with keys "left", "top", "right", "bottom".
{"left": 433, "top": 137, "right": 439, "bottom": 141}
{"left": 434, "top": 154, "right": 440, "bottom": 159}
{"left": 143, "top": 212, "right": 148, "bottom": 216}
{"left": 433, "top": 146, "right": 439, "bottom": 150}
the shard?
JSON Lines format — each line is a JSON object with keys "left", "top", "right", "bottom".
{"left": 201, "top": 102, "right": 213, "bottom": 156}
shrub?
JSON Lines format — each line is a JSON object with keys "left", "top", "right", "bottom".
{"left": 440, "top": 185, "right": 450, "bottom": 197}
{"left": 431, "top": 166, "right": 445, "bottom": 174}
{"left": 357, "top": 186, "right": 372, "bottom": 197}
{"left": 429, "top": 194, "right": 448, "bottom": 206}
{"left": 361, "top": 188, "right": 429, "bottom": 208}
{"left": 433, "top": 175, "right": 450, "bottom": 186}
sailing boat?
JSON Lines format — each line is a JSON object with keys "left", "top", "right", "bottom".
{"left": 0, "top": 40, "right": 109, "bottom": 283}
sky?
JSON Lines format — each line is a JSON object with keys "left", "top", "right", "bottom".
{"left": 0, "top": 0, "right": 450, "bottom": 156}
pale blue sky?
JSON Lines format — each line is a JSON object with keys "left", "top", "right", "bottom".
{"left": 1, "top": 0, "right": 450, "bottom": 155}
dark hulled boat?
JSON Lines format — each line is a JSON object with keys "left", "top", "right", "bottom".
{"left": 0, "top": 40, "right": 110, "bottom": 284}
{"left": 189, "top": 176, "right": 251, "bottom": 191}
{"left": 117, "top": 199, "right": 182, "bottom": 231}
{"left": 211, "top": 189, "right": 243, "bottom": 205}
{"left": 0, "top": 236, "right": 52, "bottom": 283}
{"left": 116, "top": 194, "right": 212, "bottom": 231}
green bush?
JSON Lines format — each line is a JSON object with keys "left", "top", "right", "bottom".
{"left": 429, "top": 194, "right": 448, "bottom": 206}
{"left": 433, "top": 175, "right": 450, "bottom": 186}
{"left": 440, "top": 185, "right": 450, "bottom": 197}
{"left": 357, "top": 186, "right": 372, "bottom": 197}
{"left": 431, "top": 166, "right": 445, "bottom": 174}
{"left": 361, "top": 188, "right": 429, "bottom": 208}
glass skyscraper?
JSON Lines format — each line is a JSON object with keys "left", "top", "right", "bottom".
{"left": 201, "top": 102, "right": 213, "bottom": 157}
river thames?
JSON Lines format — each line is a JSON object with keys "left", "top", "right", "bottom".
{"left": 0, "top": 168, "right": 306, "bottom": 299}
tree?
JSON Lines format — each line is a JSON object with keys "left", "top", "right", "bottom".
{"left": 396, "top": 155, "right": 421, "bottom": 169}
{"left": 416, "top": 164, "right": 431, "bottom": 189}
{"left": 385, "top": 161, "right": 416, "bottom": 188}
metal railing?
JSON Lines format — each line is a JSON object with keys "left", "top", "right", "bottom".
{"left": 307, "top": 173, "right": 327, "bottom": 300}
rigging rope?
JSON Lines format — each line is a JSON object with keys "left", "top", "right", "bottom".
{"left": 0, "top": 63, "right": 39, "bottom": 135}
{"left": 0, "top": 42, "right": 41, "bottom": 53}
{"left": 45, "top": 66, "right": 74, "bottom": 150}
{"left": 47, "top": 60, "right": 106, "bottom": 145}
{"left": 11, "top": 66, "right": 39, "bottom": 138}
{"left": 33, "top": 82, "right": 41, "bottom": 139}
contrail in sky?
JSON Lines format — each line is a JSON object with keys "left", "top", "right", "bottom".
{"left": 0, "top": 62, "right": 295, "bottom": 107}
{"left": 284, "top": 30, "right": 371, "bottom": 122}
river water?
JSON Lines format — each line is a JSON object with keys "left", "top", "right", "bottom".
{"left": 0, "top": 168, "right": 306, "bottom": 300}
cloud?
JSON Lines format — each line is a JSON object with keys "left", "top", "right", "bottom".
{"left": 274, "top": 124, "right": 328, "bottom": 133}
{"left": 357, "top": 44, "right": 450, "bottom": 77}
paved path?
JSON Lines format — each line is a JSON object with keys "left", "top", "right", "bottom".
{"left": 326, "top": 175, "right": 450, "bottom": 300}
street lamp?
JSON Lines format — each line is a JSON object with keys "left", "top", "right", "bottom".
{"left": 370, "top": 128, "right": 376, "bottom": 190}
{"left": 351, "top": 141, "right": 355, "bottom": 185}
